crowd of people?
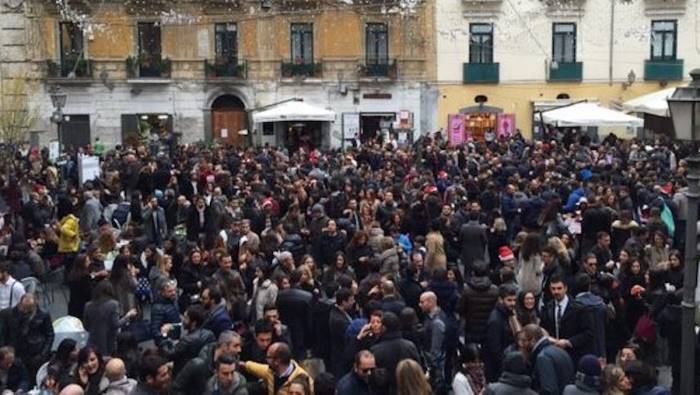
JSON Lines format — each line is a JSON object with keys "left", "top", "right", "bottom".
{"left": 0, "top": 128, "right": 698, "bottom": 395}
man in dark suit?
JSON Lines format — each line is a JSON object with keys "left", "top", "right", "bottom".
{"left": 540, "top": 274, "right": 594, "bottom": 364}
{"left": 142, "top": 195, "right": 167, "bottom": 247}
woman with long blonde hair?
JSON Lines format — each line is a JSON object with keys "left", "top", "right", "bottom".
{"left": 396, "top": 359, "right": 433, "bottom": 395}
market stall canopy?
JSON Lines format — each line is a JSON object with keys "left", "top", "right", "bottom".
{"left": 252, "top": 100, "right": 336, "bottom": 123}
{"left": 538, "top": 102, "right": 643, "bottom": 128}
{"left": 622, "top": 88, "right": 675, "bottom": 117}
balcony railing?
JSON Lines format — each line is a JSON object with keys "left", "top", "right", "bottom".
{"left": 47, "top": 57, "right": 92, "bottom": 79}
{"left": 463, "top": 62, "right": 500, "bottom": 84}
{"left": 359, "top": 59, "right": 397, "bottom": 79}
{"left": 281, "top": 61, "right": 322, "bottom": 78}
{"left": 548, "top": 61, "right": 583, "bottom": 82}
{"left": 644, "top": 59, "right": 683, "bottom": 81}
{"left": 205, "top": 58, "right": 246, "bottom": 79}
{"left": 126, "top": 55, "right": 172, "bottom": 79}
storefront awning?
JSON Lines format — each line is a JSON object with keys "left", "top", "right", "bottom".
{"left": 252, "top": 100, "right": 335, "bottom": 123}
{"left": 537, "top": 102, "right": 643, "bottom": 128}
{"left": 622, "top": 88, "right": 675, "bottom": 117}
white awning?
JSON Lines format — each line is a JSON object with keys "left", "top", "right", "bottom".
{"left": 538, "top": 102, "right": 643, "bottom": 128}
{"left": 622, "top": 88, "right": 675, "bottom": 117}
{"left": 252, "top": 100, "right": 335, "bottom": 123}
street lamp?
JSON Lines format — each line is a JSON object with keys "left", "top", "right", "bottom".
{"left": 49, "top": 86, "right": 67, "bottom": 150}
{"left": 668, "top": 68, "right": 700, "bottom": 395}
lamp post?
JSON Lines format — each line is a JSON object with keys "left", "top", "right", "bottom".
{"left": 49, "top": 86, "right": 67, "bottom": 151}
{"left": 668, "top": 68, "right": 700, "bottom": 395}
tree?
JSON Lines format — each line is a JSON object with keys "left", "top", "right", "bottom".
{"left": 0, "top": 75, "right": 36, "bottom": 145}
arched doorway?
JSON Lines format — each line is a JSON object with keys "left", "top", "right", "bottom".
{"left": 211, "top": 95, "right": 247, "bottom": 146}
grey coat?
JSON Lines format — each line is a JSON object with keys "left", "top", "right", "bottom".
{"left": 83, "top": 298, "right": 124, "bottom": 356}
{"left": 484, "top": 372, "right": 538, "bottom": 395}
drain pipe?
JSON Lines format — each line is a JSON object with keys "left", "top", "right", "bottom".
{"left": 609, "top": 0, "right": 615, "bottom": 86}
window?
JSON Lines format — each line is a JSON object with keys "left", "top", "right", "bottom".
{"left": 59, "top": 22, "right": 84, "bottom": 75}
{"left": 215, "top": 23, "right": 238, "bottom": 61}
{"left": 469, "top": 24, "right": 493, "bottom": 64}
{"left": 138, "top": 22, "right": 162, "bottom": 58}
{"left": 366, "top": 23, "right": 388, "bottom": 65}
{"left": 552, "top": 23, "right": 576, "bottom": 63}
{"left": 291, "top": 23, "right": 313, "bottom": 64}
{"left": 651, "top": 20, "right": 677, "bottom": 60}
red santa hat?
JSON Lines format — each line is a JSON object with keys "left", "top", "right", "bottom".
{"left": 499, "top": 246, "right": 515, "bottom": 262}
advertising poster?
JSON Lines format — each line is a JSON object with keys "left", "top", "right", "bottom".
{"left": 448, "top": 114, "right": 464, "bottom": 146}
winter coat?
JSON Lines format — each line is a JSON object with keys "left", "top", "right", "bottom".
{"left": 58, "top": 214, "right": 80, "bottom": 253}
{"left": 162, "top": 327, "right": 215, "bottom": 373}
{"left": 204, "top": 372, "right": 248, "bottom": 395}
{"left": 328, "top": 305, "right": 352, "bottom": 375}
{"left": 484, "top": 304, "right": 515, "bottom": 383}
{"left": 459, "top": 221, "right": 488, "bottom": 270}
{"left": 150, "top": 298, "right": 181, "bottom": 344}
{"left": 563, "top": 381, "right": 600, "bottom": 395}
{"left": 337, "top": 371, "right": 374, "bottom": 395}
{"left": 243, "top": 360, "right": 312, "bottom": 395}
{"left": 460, "top": 276, "right": 499, "bottom": 342}
{"left": 276, "top": 287, "right": 313, "bottom": 359}
{"left": 516, "top": 253, "right": 543, "bottom": 296}
{"left": 370, "top": 331, "right": 421, "bottom": 392}
{"left": 576, "top": 291, "right": 607, "bottom": 358}
{"left": 251, "top": 278, "right": 278, "bottom": 322}
{"left": 530, "top": 338, "right": 575, "bottom": 395}
{"left": 484, "top": 372, "right": 538, "bottom": 395}
{"left": 83, "top": 298, "right": 123, "bottom": 356}
{"left": 2, "top": 305, "right": 54, "bottom": 363}
{"left": 171, "top": 342, "right": 216, "bottom": 395}
{"left": 202, "top": 302, "right": 233, "bottom": 338}
{"left": 99, "top": 377, "right": 137, "bottom": 395}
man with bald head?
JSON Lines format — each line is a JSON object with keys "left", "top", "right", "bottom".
{"left": 419, "top": 291, "right": 448, "bottom": 394}
{"left": 99, "top": 358, "right": 136, "bottom": 395}
{"left": 243, "top": 342, "right": 313, "bottom": 395}
{"left": 59, "top": 384, "right": 85, "bottom": 395}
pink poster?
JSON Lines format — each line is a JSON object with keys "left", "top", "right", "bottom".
{"left": 448, "top": 114, "right": 465, "bottom": 146}
{"left": 497, "top": 113, "right": 516, "bottom": 138}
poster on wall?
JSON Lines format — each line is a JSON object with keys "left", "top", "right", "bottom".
{"left": 448, "top": 114, "right": 465, "bottom": 146}
{"left": 497, "top": 114, "right": 516, "bottom": 138}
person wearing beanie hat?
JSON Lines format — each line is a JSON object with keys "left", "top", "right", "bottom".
{"left": 562, "top": 354, "right": 602, "bottom": 395}
{"left": 483, "top": 352, "right": 538, "bottom": 395}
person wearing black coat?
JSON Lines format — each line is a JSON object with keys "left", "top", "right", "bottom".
{"left": 328, "top": 288, "right": 354, "bottom": 376}
{"left": 185, "top": 197, "right": 216, "bottom": 243}
{"left": 460, "top": 260, "right": 499, "bottom": 344}
{"left": 369, "top": 312, "right": 420, "bottom": 395}
{"left": 398, "top": 260, "right": 424, "bottom": 312}
{"left": 484, "top": 284, "right": 518, "bottom": 383}
{"left": 519, "top": 324, "right": 575, "bottom": 395}
{"left": 0, "top": 348, "right": 30, "bottom": 393}
{"left": 275, "top": 278, "right": 313, "bottom": 361}
{"left": 161, "top": 305, "right": 215, "bottom": 375}
{"left": 540, "top": 275, "right": 594, "bottom": 364}
{"left": 150, "top": 282, "right": 182, "bottom": 346}
{"left": 1, "top": 293, "right": 54, "bottom": 377}
{"left": 541, "top": 246, "right": 568, "bottom": 305}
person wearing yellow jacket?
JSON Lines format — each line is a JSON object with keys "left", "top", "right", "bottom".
{"left": 243, "top": 342, "right": 313, "bottom": 395}
{"left": 57, "top": 213, "right": 81, "bottom": 254}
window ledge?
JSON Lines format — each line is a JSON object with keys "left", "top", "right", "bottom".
{"left": 280, "top": 77, "right": 323, "bottom": 84}
{"left": 127, "top": 78, "right": 173, "bottom": 84}
{"left": 45, "top": 78, "right": 94, "bottom": 85}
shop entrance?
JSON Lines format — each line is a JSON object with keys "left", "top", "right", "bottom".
{"left": 284, "top": 121, "right": 323, "bottom": 152}
{"left": 360, "top": 113, "right": 395, "bottom": 144}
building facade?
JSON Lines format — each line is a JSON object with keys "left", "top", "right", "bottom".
{"left": 1, "top": 0, "right": 437, "bottom": 149}
{"left": 436, "top": 0, "right": 697, "bottom": 138}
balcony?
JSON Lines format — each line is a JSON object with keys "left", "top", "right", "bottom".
{"left": 644, "top": 59, "right": 683, "bottom": 81}
{"left": 549, "top": 61, "right": 583, "bottom": 82}
{"left": 463, "top": 63, "right": 500, "bottom": 84}
{"left": 359, "top": 59, "right": 397, "bottom": 79}
{"left": 281, "top": 62, "right": 322, "bottom": 79}
{"left": 126, "top": 55, "right": 172, "bottom": 79}
{"left": 205, "top": 58, "right": 246, "bottom": 80}
{"left": 46, "top": 57, "right": 92, "bottom": 80}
